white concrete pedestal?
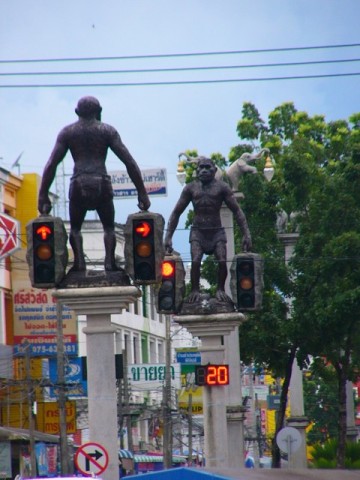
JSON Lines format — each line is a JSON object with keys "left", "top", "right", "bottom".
{"left": 174, "top": 312, "right": 245, "bottom": 468}
{"left": 54, "top": 286, "right": 141, "bottom": 480}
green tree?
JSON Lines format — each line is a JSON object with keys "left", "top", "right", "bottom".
{"left": 233, "top": 102, "right": 360, "bottom": 468}
{"left": 182, "top": 102, "right": 360, "bottom": 468}
{"left": 303, "top": 363, "right": 339, "bottom": 444}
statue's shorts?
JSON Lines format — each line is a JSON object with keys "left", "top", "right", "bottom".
{"left": 190, "top": 227, "right": 227, "bottom": 255}
{"left": 69, "top": 174, "right": 113, "bottom": 210}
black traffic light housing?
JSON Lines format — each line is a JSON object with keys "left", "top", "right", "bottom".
{"left": 124, "top": 211, "right": 165, "bottom": 284}
{"left": 26, "top": 215, "right": 68, "bottom": 288}
{"left": 230, "top": 253, "right": 264, "bottom": 311}
{"left": 156, "top": 251, "right": 185, "bottom": 314}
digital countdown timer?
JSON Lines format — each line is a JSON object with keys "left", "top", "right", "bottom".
{"left": 195, "top": 364, "right": 230, "bottom": 386}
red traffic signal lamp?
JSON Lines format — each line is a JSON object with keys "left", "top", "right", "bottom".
{"left": 195, "top": 364, "right": 230, "bottom": 386}
{"left": 26, "top": 216, "right": 68, "bottom": 288}
{"left": 230, "top": 253, "right": 264, "bottom": 311}
{"left": 156, "top": 252, "right": 185, "bottom": 314}
{"left": 158, "top": 259, "right": 176, "bottom": 312}
{"left": 124, "top": 212, "right": 165, "bottom": 284}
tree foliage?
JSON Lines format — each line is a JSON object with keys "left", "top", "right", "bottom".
{"left": 230, "top": 101, "right": 360, "bottom": 468}
{"left": 182, "top": 101, "right": 360, "bottom": 468}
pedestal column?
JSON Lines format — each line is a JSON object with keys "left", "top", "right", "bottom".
{"left": 54, "top": 286, "right": 141, "bottom": 480}
{"left": 174, "top": 312, "right": 244, "bottom": 468}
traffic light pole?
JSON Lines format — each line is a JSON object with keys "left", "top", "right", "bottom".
{"left": 53, "top": 285, "right": 141, "bottom": 480}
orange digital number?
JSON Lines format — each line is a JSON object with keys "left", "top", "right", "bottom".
{"left": 206, "top": 366, "right": 217, "bottom": 385}
{"left": 218, "top": 365, "right": 229, "bottom": 385}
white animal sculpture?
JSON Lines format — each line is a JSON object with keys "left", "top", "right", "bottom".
{"left": 178, "top": 148, "right": 270, "bottom": 192}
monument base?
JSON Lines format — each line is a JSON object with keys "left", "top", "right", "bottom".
{"left": 179, "top": 293, "right": 236, "bottom": 315}
{"left": 173, "top": 311, "right": 244, "bottom": 338}
{"left": 59, "top": 268, "right": 131, "bottom": 288}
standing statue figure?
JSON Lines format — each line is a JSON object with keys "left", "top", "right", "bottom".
{"left": 38, "top": 96, "right": 150, "bottom": 272}
{"left": 165, "top": 157, "right": 252, "bottom": 305}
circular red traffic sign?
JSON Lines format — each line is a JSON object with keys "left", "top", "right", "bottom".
{"left": 75, "top": 442, "right": 109, "bottom": 477}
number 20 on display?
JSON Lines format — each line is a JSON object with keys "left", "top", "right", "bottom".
{"left": 195, "top": 364, "right": 230, "bottom": 386}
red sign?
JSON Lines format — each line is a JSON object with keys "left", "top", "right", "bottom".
{"left": 0, "top": 213, "right": 20, "bottom": 259}
{"left": 75, "top": 442, "right": 109, "bottom": 477}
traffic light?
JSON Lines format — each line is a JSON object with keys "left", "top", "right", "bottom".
{"left": 156, "top": 252, "right": 185, "bottom": 314}
{"left": 124, "top": 212, "right": 165, "bottom": 284}
{"left": 230, "top": 253, "right": 264, "bottom": 311}
{"left": 195, "top": 364, "right": 230, "bottom": 386}
{"left": 26, "top": 216, "right": 68, "bottom": 288}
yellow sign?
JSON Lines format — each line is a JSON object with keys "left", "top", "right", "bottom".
{"left": 177, "top": 369, "right": 203, "bottom": 415}
{"left": 37, "top": 401, "right": 76, "bottom": 434}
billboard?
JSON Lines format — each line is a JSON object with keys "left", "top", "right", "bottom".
{"left": 12, "top": 249, "right": 78, "bottom": 356}
{"left": 109, "top": 168, "right": 167, "bottom": 198}
{"left": 36, "top": 401, "right": 76, "bottom": 434}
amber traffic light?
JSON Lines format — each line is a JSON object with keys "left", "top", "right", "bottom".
{"left": 158, "top": 259, "right": 176, "bottom": 313}
{"left": 230, "top": 253, "right": 264, "bottom": 311}
{"left": 156, "top": 253, "right": 185, "bottom": 314}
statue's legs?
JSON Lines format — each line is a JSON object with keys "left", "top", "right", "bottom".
{"left": 69, "top": 202, "right": 87, "bottom": 272}
{"left": 218, "top": 260, "right": 227, "bottom": 291}
{"left": 104, "top": 228, "right": 117, "bottom": 271}
{"left": 190, "top": 260, "right": 201, "bottom": 293}
{"left": 69, "top": 230, "right": 86, "bottom": 271}
{"left": 98, "top": 201, "right": 118, "bottom": 271}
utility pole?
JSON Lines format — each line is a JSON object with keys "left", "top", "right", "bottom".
{"left": 118, "top": 351, "right": 124, "bottom": 449}
{"left": 122, "top": 352, "right": 134, "bottom": 455}
{"left": 188, "top": 393, "right": 193, "bottom": 466}
{"left": 56, "top": 301, "right": 70, "bottom": 475}
{"left": 25, "top": 342, "right": 36, "bottom": 478}
{"left": 163, "top": 315, "right": 172, "bottom": 469}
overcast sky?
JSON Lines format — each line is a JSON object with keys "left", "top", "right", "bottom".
{"left": 1, "top": 0, "right": 360, "bottom": 261}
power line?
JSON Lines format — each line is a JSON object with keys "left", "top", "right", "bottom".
{"left": 1, "top": 42, "right": 359, "bottom": 64}
{"left": 1, "top": 71, "right": 359, "bottom": 89}
{"left": 1, "top": 58, "right": 359, "bottom": 77}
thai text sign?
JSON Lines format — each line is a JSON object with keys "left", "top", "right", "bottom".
{"left": 176, "top": 348, "right": 201, "bottom": 364}
{"left": 36, "top": 401, "right": 76, "bottom": 434}
{"left": 110, "top": 168, "right": 167, "bottom": 198}
{"left": 128, "top": 363, "right": 181, "bottom": 388}
{"left": 12, "top": 250, "right": 78, "bottom": 356}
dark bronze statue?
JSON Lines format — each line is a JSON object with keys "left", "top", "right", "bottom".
{"left": 165, "top": 157, "right": 252, "bottom": 306}
{"left": 38, "top": 96, "right": 150, "bottom": 272}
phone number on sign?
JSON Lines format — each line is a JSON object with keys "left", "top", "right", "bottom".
{"left": 13, "top": 343, "right": 78, "bottom": 356}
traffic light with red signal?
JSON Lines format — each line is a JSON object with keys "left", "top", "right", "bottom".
{"left": 26, "top": 216, "right": 68, "bottom": 288}
{"left": 230, "top": 253, "right": 264, "bottom": 311}
{"left": 156, "top": 252, "right": 185, "bottom": 314}
{"left": 124, "top": 212, "right": 165, "bottom": 284}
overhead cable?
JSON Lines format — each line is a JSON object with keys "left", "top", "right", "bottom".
{"left": 1, "top": 42, "right": 359, "bottom": 64}
{"left": 1, "top": 71, "right": 359, "bottom": 88}
{"left": 1, "top": 57, "right": 359, "bottom": 77}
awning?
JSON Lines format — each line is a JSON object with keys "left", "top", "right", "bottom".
{"left": 134, "top": 454, "right": 186, "bottom": 464}
{"left": 134, "top": 455, "right": 163, "bottom": 463}
{"left": 119, "top": 449, "right": 134, "bottom": 459}
{"left": 0, "top": 426, "right": 60, "bottom": 443}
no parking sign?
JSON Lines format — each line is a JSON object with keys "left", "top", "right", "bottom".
{"left": 75, "top": 442, "right": 109, "bottom": 477}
